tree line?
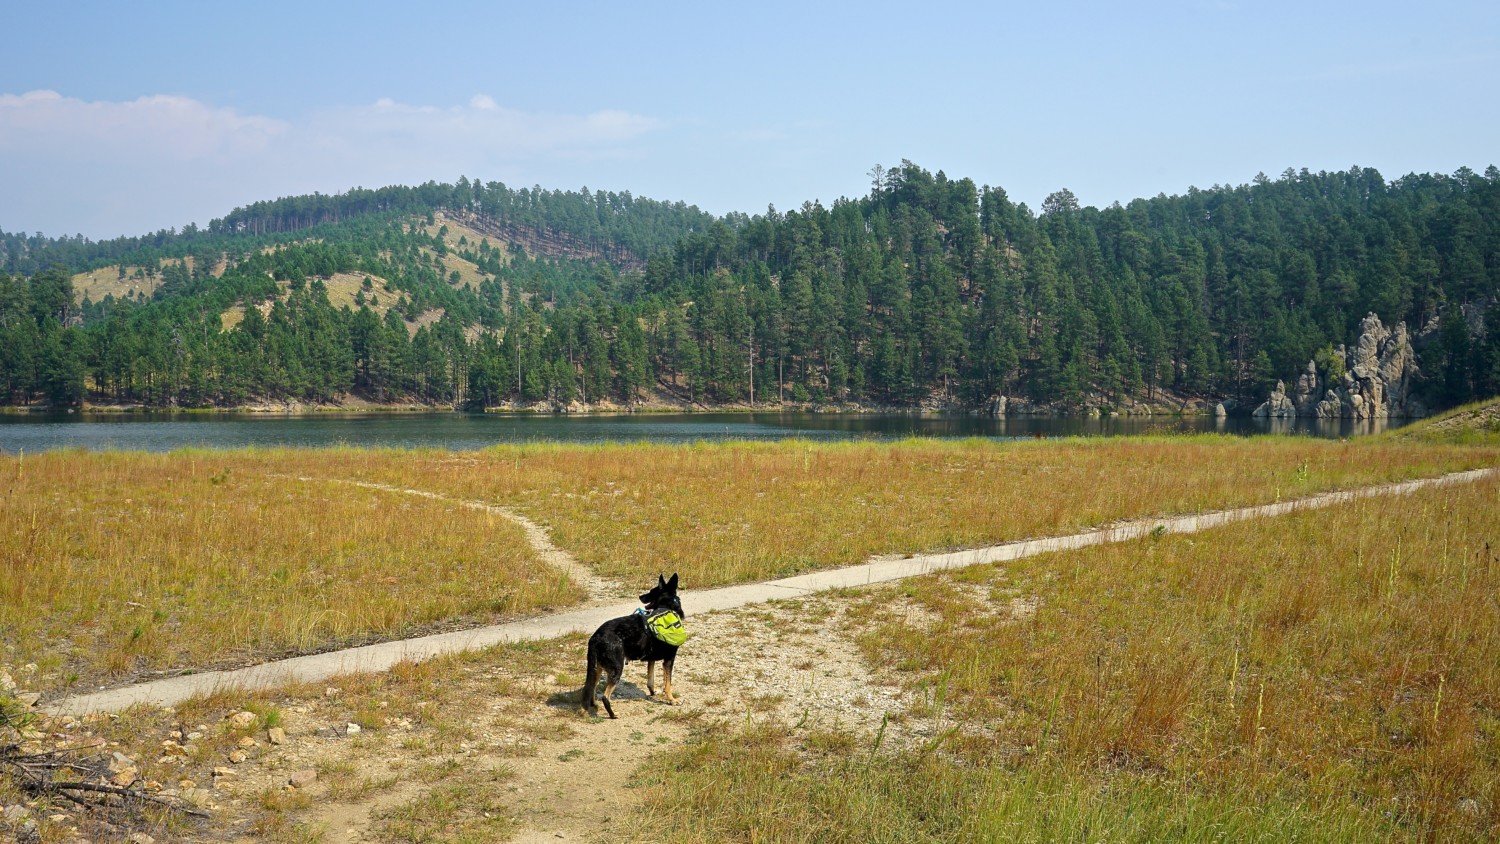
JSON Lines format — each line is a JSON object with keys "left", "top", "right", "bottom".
{"left": 2, "top": 162, "right": 1497, "bottom": 411}
{"left": 1, "top": 179, "right": 715, "bottom": 278}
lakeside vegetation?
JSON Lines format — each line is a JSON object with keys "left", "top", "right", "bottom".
{"left": 639, "top": 474, "right": 1500, "bottom": 841}
{"left": 3, "top": 163, "right": 1499, "bottom": 414}
{"left": 3, "top": 436, "right": 1496, "bottom": 694}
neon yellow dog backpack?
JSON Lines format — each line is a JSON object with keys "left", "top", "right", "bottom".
{"left": 643, "top": 608, "right": 688, "bottom": 646}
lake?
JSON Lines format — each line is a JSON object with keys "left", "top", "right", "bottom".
{"left": 0, "top": 411, "right": 1412, "bottom": 454}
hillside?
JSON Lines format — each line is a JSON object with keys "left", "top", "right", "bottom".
{"left": 1, "top": 163, "right": 1498, "bottom": 413}
{"left": 1390, "top": 396, "right": 1500, "bottom": 442}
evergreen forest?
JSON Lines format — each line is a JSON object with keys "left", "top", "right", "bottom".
{"left": 2, "top": 162, "right": 1498, "bottom": 412}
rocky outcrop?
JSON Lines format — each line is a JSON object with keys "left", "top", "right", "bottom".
{"left": 983, "top": 390, "right": 1212, "bottom": 417}
{"left": 1292, "top": 360, "right": 1322, "bottom": 415}
{"left": 1253, "top": 313, "right": 1426, "bottom": 420}
{"left": 1253, "top": 381, "right": 1296, "bottom": 418}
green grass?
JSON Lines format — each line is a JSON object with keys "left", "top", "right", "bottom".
{"left": 639, "top": 724, "right": 1391, "bottom": 842}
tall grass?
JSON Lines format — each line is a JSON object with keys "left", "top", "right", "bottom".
{"left": 638, "top": 476, "right": 1500, "bottom": 840}
{"left": 639, "top": 725, "right": 1388, "bottom": 842}
{"left": 0, "top": 449, "right": 573, "bottom": 691}
{"left": 5, "top": 437, "right": 1495, "bottom": 695}
{"left": 312, "top": 437, "right": 1498, "bottom": 587}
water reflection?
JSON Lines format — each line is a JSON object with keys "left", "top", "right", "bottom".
{"left": 0, "top": 410, "right": 1413, "bottom": 454}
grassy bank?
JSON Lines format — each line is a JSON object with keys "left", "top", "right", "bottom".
{"left": 637, "top": 475, "right": 1500, "bottom": 841}
{"left": 1388, "top": 397, "right": 1500, "bottom": 444}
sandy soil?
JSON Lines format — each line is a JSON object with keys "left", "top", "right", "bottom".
{"left": 238, "top": 589, "right": 938, "bottom": 844}
{"left": 7, "top": 580, "right": 954, "bottom": 843}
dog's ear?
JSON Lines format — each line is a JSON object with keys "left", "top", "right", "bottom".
{"left": 666, "top": 573, "right": 679, "bottom": 592}
{"left": 658, "top": 573, "right": 667, "bottom": 588}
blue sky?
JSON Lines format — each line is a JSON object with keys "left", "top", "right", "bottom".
{"left": 2, "top": 1, "right": 1496, "bottom": 239}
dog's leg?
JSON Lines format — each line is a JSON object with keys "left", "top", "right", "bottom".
{"left": 662, "top": 657, "right": 678, "bottom": 705}
{"left": 601, "top": 667, "right": 619, "bottom": 719}
{"left": 580, "top": 649, "right": 600, "bottom": 715}
{"left": 645, "top": 660, "right": 657, "bottom": 697}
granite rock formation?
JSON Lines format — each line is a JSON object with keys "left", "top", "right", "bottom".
{"left": 1253, "top": 313, "right": 1425, "bottom": 420}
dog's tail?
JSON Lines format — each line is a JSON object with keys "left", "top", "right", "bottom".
{"left": 581, "top": 648, "right": 599, "bottom": 713}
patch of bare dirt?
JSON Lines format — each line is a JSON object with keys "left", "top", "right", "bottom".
{"left": 8, "top": 573, "right": 1037, "bottom": 843}
{"left": 263, "top": 593, "right": 955, "bottom": 844}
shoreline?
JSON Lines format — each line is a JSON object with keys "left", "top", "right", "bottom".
{"left": 0, "top": 403, "right": 1435, "bottom": 420}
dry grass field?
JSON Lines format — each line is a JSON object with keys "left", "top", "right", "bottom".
{"left": 422, "top": 215, "right": 511, "bottom": 290}
{"left": 216, "top": 272, "right": 461, "bottom": 337}
{"left": 0, "top": 449, "right": 575, "bottom": 692}
{"left": 641, "top": 474, "right": 1500, "bottom": 841}
{"left": 424, "top": 215, "right": 514, "bottom": 261}
{"left": 3, "top": 437, "right": 1494, "bottom": 699}
{"left": 71, "top": 256, "right": 229, "bottom": 305}
{"left": 318, "top": 437, "right": 1499, "bottom": 587}
{"left": 70, "top": 266, "right": 164, "bottom": 303}
{"left": 3, "top": 417, "right": 1499, "bottom": 842}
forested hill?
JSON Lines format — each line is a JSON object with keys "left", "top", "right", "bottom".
{"left": 0, "top": 179, "right": 715, "bottom": 277}
{"left": 2, "top": 162, "right": 1498, "bottom": 412}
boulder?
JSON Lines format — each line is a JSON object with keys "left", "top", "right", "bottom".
{"left": 1252, "top": 380, "right": 1295, "bottom": 418}
{"left": 1316, "top": 389, "right": 1343, "bottom": 419}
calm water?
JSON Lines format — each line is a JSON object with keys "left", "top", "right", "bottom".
{"left": 0, "top": 411, "right": 1412, "bottom": 454}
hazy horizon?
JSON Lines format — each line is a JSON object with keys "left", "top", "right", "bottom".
{"left": 4, "top": 1, "right": 1497, "bottom": 240}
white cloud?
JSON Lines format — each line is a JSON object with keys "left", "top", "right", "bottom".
{"left": 0, "top": 89, "right": 286, "bottom": 160}
{"left": 0, "top": 90, "right": 663, "bottom": 238}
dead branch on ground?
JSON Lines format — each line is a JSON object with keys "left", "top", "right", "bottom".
{"left": 1, "top": 742, "right": 210, "bottom": 820}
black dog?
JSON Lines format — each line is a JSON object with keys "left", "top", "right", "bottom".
{"left": 581, "top": 573, "right": 684, "bottom": 718}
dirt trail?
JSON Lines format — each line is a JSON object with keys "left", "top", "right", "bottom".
{"left": 297, "top": 477, "right": 624, "bottom": 605}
